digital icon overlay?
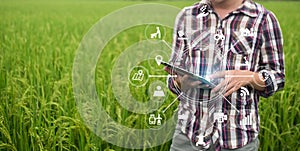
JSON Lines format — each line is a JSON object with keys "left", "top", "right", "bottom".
{"left": 240, "top": 28, "right": 254, "bottom": 37}
{"left": 150, "top": 27, "right": 161, "bottom": 39}
{"left": 73, "top": 3, "right": 262, "bottom": 149}
{"left": 178, "top": 30, "right": 188, "bottom": 40}
{"left": 145, "top": 111, "right": 166, "bottom": 129}
{"left": 149, "top": 113, "right": 163, "bottom": 125}
{"left": 214, "top": 29, "right": 225, "bottom": 41}
{"left": 197, "top": 4, "right": 209, "bottom": 18}
{"left": 148, "top": 81, "right": 168, "bottom": 103}
{"left": 132, "top": 70, "right": 145, "bottom": 81}
{"left": 128, "top": 66, "right": 149, "bottom": 87}
{"left": 73, "top": 4, "right": 180, "bottom": 149}
{"left": 240, "top": 56, "right": 250, "bottom": 67}
{"left": 214, "top": 111, "right": 228, "bottom": 125}
{"left": 240, "top": 87, "right": 250, "bottom": 101}
{"left": 153, "top": 86, "right": 165, "bottom": 97}
{"left": 240, "top": 112, "right": 253, "bottom": 126}
{"left": 145, "top": 24, "right": 166, "bottom": 42}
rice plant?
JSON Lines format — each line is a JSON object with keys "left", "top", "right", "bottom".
{"left": 0, "top": 1, "right": 299, "bottom": 150}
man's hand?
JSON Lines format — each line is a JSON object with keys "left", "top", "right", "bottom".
{"left": 209, "top": 70, "right": 266, "bottom": 97}
{"left": 175, "top": 75, "right": 212, "bottom": 93}
{"left": 165, "top": 66, "right": 214, "bottom": 92}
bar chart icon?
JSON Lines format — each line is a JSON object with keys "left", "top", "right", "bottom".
{"left": 240, "top": 113, "right": 253, "bottom": 126}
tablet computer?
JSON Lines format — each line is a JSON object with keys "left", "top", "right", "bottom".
{"left": 161, "top": 61, "right": 216, "bottom": 88}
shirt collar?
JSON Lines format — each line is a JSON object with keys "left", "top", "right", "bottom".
{"left": 234, "top": 0, "right": 258, "bottom": 17}
{"left": 198, "top": 0, "right": 258, "bottom": 18}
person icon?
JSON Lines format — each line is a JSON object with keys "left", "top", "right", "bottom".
{"left": 156, "top": 27, "right": 161, "bottom": 39}
{"left": 153, "top": 86, "right": 165, "bottom": 97}
{"left": 150, "top": 27, "right": 161, "bottom": 39}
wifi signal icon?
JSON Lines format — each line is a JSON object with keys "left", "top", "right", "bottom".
{"left": 240, "top": 87, "right": 249, "bottom": 100}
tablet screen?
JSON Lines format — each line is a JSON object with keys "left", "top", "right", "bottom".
{"left": 161, "top": 61, "right": 216, "bottom": 88}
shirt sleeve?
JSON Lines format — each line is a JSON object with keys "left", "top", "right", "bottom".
{"left": 167, "top": 8, "right": 187, "bottom": 96}
{"left": 257, "top": 11, "right": 285, "bottom": 98}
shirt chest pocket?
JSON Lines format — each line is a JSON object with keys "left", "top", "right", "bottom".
{"left": 226, "top": 30, "right": 255, "bottom": 70}
{"left": 229, "top": 30, "right": 254, "bottom": 54}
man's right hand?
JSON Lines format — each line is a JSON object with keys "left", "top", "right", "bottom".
{"left": 164, "top": 66, "right": 211, "bottom": 92}
{"left": 175, "top": 74, "right": 212, "bottom": 93}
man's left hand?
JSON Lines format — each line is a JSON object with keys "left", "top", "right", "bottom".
{"left": 209, "top": 70, "right": 265, "bottom": 97}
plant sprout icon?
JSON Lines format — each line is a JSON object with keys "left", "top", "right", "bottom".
{"left": 132, "top": 70, "right": 144, "bottom": 81}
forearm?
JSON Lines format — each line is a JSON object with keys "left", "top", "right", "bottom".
{"left": 250, "top": 69, "right": 285, "bottom": 97}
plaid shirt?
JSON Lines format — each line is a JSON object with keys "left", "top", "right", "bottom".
{"left": 167, "top": 0, "right": 285, "bottom": 149}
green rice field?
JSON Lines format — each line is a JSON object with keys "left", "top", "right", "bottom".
{"left": 0, "top": 0, "right": 300, "bottom": 150}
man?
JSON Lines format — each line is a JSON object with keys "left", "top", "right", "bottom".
{"left": 166, "top": 0, "right": 285, "bottom": 150}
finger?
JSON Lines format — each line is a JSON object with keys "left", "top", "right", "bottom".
{"left": 174, "top": 75, "right": 182, "bottom": 87}
{"left": 181, "top": 74, "right": 190, "bottom": 82}
{"left": 224, "top": 87, "right": 238, "bottom": 97}
{"left": 164, "top": 66, "right": 176, "bottom": 75}
{"left": 175, "top": 74, "right": 183, "bottom": 81}
{"left": 224, "top": 81, "right": 237, "bottom": 96}
{"left": 211, "top": 80, "right": 226, "bottom": 93}
{"left": 224, "top": 82, "right": 242, "bottom": 97}
{"left": 180, "top": 75, "right": 198, "bottom": 91}
{"left": 182, "top": 74, "right": 202, "bottom": 84}
{"left": 197, "top": 84, "right": 211, "bottom": 89}
{"left": 211, "top": 77, "right": 231, "bottom": 93}
{"left": 208, "top": 71, "right": 226, "bottom": 79}
{"left": 190, "top": 81, "right": 202, "bottom": 88}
